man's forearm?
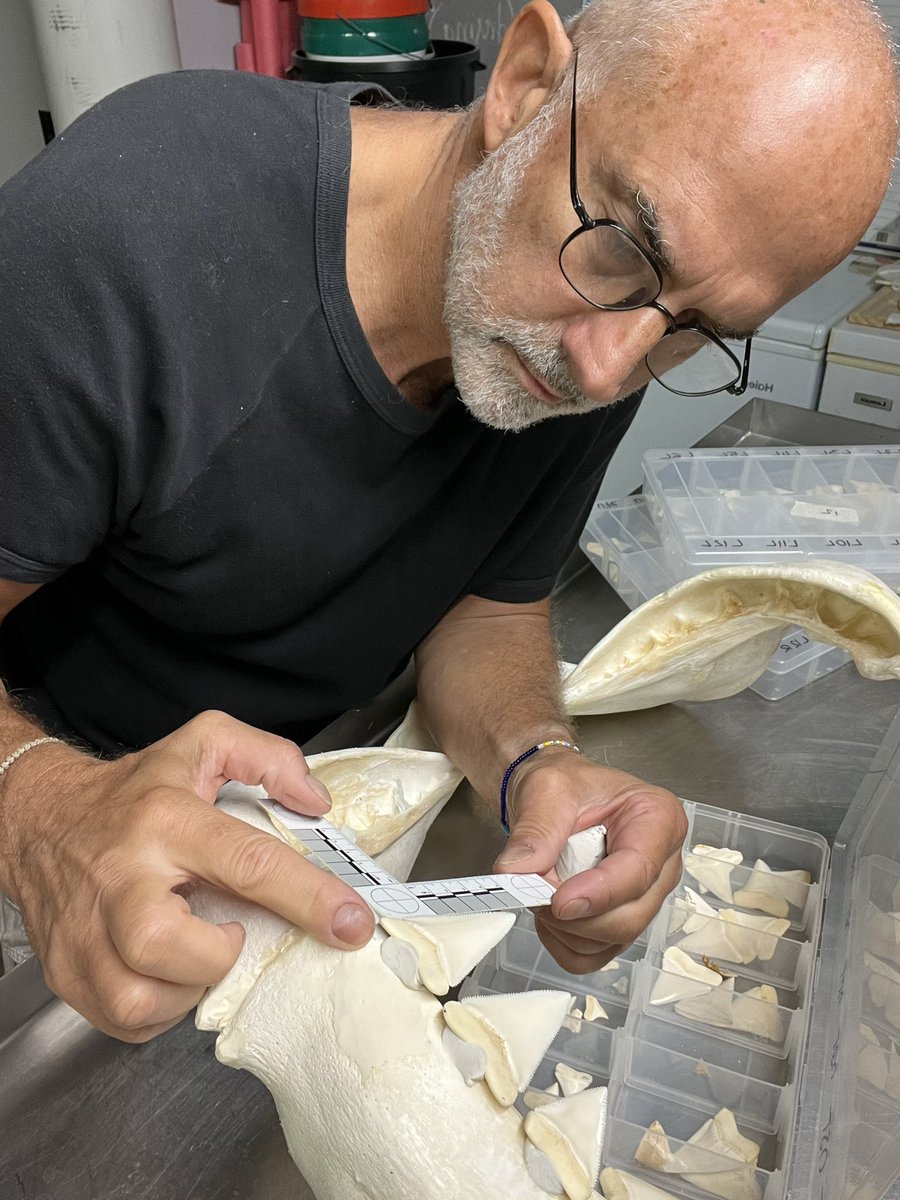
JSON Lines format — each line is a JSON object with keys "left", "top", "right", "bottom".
{"left": 414, "top": 595, "right": 575, "bottom": 806}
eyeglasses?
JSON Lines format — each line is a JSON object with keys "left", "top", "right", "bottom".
{"left": 558, "top": 52, "right": 752, "bottom": 398}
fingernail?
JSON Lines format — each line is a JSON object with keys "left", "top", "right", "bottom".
{"left": 495, "top": 843, "right": 535, "bottom": 867}
{"left": 332, "top": 903, "right": 371, "bottom": 945}
{"left": 307, "top": 777, "right": 332, "bottom": 808}
{"left": 560, "top": 897, "right": 590, "bottom": 920}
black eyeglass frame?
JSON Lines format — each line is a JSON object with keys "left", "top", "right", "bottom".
{"left": 558, "top": 51, "right": 752, "bottom": 398}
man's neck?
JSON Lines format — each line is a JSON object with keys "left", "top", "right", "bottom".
{"left": 346, "top": 103, "right": 483, "bottom": 410}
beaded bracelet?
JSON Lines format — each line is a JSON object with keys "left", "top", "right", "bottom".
{"left": 499, "top": 739, "right": 583, "bottom": 834}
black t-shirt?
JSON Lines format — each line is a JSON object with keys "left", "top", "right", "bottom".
{"left": 0, "top": 71, "right": 639, "bottom": 752}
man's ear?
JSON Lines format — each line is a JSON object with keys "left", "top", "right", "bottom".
{"left": 483, "top": 0, "right": 573, "bottom": 152}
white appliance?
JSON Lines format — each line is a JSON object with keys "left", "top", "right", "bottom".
{"left": 598, "top": 257, "right": 874, "bottom": 498}
{"left": 725, "top": 257, "right": 874, "bottom": 409}
{"left": 818, "top": 316, "right": 900, "bottom": 430}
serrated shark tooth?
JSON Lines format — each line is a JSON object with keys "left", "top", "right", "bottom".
{"left": 381, "top": 911, "right": 515, "bottom": 996}
{"left": 524, "top": 1087, "right": 608, "bottom": 1200}
{"left": 443, "top": 990, "right": 573, "bottom": 1106}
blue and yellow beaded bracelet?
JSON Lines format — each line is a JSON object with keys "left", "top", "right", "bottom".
{"left": 499, "top": 739, "right": 583, "bottom": 834}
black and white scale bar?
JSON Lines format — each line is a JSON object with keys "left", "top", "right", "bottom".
{"left": 263, "top": 800, "right": 555, "bottom": 920}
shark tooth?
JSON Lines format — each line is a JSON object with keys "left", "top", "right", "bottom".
{"left": 685, "top": 1108, "right": 759, "bottom": 1166}
{"left": 650, "top": 948, "right": 727, "bottom": 1006}
{"left": 733, "top": 859, "right": 810, "bottom": 917}
{"left": 443, "top": 990, "right": 573, "bottom": 1107}
{"left": 381, "top": 911, "right": 515, "bottom": 996}
{"left": 525, "top": 1083, "right": 561, "bottom": 1110}
{"left": 555, "top": 1063, "right": 594, "bottom": 1097}
{"left": 719, "top": 910, "right": 790, "bottom": 962}
{"left": 731, "top": 985, "right": 783, "bottom": 1041}
{"left": 525, "top": 1087, "right": 608, "bottom": 1200}
{"left": 673, "top": 1109, "right": 763, "bottom": 1200}
{"left": 683, "top": 847, "right": 743, "bottom": 904}
{"left": 584, "top": 995, "right": 608, "bottom": 1022}
{"left": 634, "top": 1120, "right": 674, "bottom": 1170}
{"left": 675, "top": 976, "right": 737, "bottom": 1028}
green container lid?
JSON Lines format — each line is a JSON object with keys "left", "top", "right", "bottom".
{"left": 302, "top": 14, "right": 430, "bottom": 60}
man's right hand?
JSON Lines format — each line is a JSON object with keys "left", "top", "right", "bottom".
{"left": 0, "top": 710, "right": 375, "bottom": 1042}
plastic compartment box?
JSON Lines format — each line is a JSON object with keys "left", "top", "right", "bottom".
{"left": 579, "top": 493, "right": 851, "bottom": 700}
{"left": 641, "top": 445, "right": 900, "bottom": 580}
{"left": 604, "top": 1077, "right": 781, "bottom": 1180}
{"left": 678, "top": 805, "right": 827, "bottom": 940}
{"left": 622, "top": 1008, "right": 793, "bottom": 1088}
{"left": 496, "top": 920, "right": 642, "bottom": 1001}
{"left": 462, "top": 799, "right": 824, "bottom": 1200}
{"left": 648, "top": 904, "right": 813, "bottom": 995}
{"left": 791, "top": 709, "right": 900, "bottom": 1200}
{"left": 629, "top": 959, "right": 803, "bottom": 1065}
{"left": 614, "top": 1035, "right": 790, "bottom": 1131}
{"left": 460, "top": 726, "right": 900, "bottom": 1200}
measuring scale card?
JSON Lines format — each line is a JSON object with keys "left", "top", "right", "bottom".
{"left": 264, "top": 800, "right": 557, "bottom": 921}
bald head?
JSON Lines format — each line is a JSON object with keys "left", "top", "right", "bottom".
{"left": 568, "top": 0, "right": 898, "bottom": 279}
{"left": 444, "top": 1, "right": 900, "bottom": 428}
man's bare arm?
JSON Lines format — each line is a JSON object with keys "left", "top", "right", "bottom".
{"left": 0, "top": 579, "right": 374, "bottom": 1040}
{"left": 415, "top": 594, "right": 687, "bottom": 973}
{"left": 415, "top": 594, "right": 574, "bottom": 801}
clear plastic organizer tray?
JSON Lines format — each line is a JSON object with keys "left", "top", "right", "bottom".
{"left": 640, "top": 445, "right": 900, "bottom": 578}
{"left": 460, "top": 714, "right": 900, "bottom": 1199}
{"left": 579, "top": 494, "right": 851, "bottom": 701}
{"left": 461, "top": 799, "right": 832, "bottom": 1200}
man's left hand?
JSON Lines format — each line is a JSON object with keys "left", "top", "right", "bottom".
{"left": 493, "top": 752, "right": 687, "bottom": 973}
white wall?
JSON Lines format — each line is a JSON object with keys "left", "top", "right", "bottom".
{"left": 172, "top": 0, "right": 240, "bottom": 70}
{"left": 0, "top": 0, "right": 238, "bottom": 185}
{"left": 0, "top": 0, "right": 580, "bottom": 183}
{"left": 0, "top": 0, "right": 49, "bottom": 185}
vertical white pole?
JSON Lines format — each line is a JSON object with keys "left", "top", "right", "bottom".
{"left": 28, "top": 0, "right": 182, "bottom": 132}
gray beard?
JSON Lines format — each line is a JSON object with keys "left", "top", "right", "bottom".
{"left": 443, "top": 109, "right": 595, "bottom": 431}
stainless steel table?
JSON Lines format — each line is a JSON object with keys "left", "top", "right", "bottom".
{"left": 3, "top": 399, "right": 899, "bottom": 1200}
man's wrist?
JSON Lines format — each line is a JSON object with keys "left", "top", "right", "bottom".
{"left": 0, "top": 737, "right": 65, "bottom": 779}
{"left": 499, "top": 736, "right": 583, "bottom": 834}
{"left": 0, "top": 734, "right": 99, "bottom": 896}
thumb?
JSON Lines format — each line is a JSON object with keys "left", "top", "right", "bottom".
{"left": 494, "top": 789, "right": 575, "bottom": 876}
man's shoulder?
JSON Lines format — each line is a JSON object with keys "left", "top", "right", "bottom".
{"left": 68, "top": 70, "right": 326, "bottom": 159}
{"left": 1, "top": 73, "right": 342, "bottom": 278}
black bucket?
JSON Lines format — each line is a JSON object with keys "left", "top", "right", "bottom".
{"left": 289, "top": 39, "right": 484, "bottom": 109}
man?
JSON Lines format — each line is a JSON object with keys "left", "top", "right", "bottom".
{"left": 0, "top": 0, "right": 895, "bottom": 1042}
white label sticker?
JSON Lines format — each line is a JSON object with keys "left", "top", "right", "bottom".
{"left": 790, "top": 501, "right": 860, "bottom": 525}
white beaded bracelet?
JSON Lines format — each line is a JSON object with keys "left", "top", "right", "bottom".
{"left": 0, "top": 737, "right": 64, "bottom": 779}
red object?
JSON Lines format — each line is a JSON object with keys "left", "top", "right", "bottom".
{"left": 298, "top": 0, "right": 428, "bottom": 18}
{"left": 235, "top": 0, "right": 299, "bottom": 77}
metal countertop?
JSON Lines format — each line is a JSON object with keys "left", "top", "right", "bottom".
{"left": 2, "top": 399, "right": 899, "bottom": 1200}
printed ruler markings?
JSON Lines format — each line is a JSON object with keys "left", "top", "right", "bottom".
{"left": 266, "top": 801, "right": 555, "bottom": 917}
